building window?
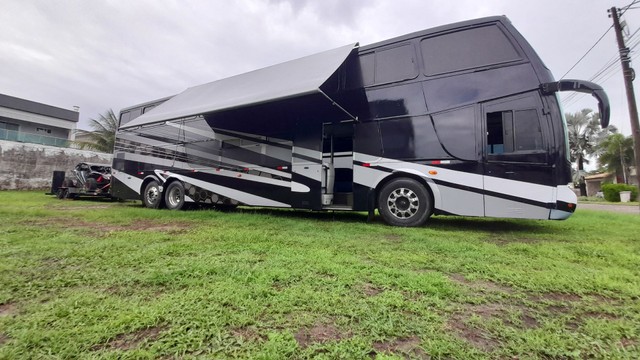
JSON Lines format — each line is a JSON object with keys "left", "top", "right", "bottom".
{"left": 36, "top": 127, "right": 52, "bottom": 134}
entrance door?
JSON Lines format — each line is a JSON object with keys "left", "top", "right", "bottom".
{"left": 322, "top": 122, "right": 355, "bottom": 208}
{"left": 482, "top": 92, "right": 555, "bottom": 218}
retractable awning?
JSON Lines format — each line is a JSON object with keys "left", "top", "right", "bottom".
{"left": 121, "top": 43, "right": 358, "bottom": 129}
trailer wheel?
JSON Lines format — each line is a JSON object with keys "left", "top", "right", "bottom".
{"left": 164, "top": 181, "right": 185, "bottom": 210}
{"left": 142, "top": 180, "right": 163, "bottom": 209}
{"left": 56, "top": 188, "right": 68, "bottom": 199}
{"left": 378, "top": 178, "right": 431, "bottom": 227}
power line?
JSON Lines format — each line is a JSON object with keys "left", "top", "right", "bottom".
{"left": 560, "top": 0, "right": 640, "bottom": 80}
{"left": 559, "top": 26, "right": 613, "bottom": 79}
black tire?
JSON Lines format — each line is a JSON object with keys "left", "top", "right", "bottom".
{"left": 142, "top": 180, "right": 163, "bottom": 209}
{"left": 56, "top": 188, "right": 67, "bottom": 199}
{"left": 164, "top": 181, "right": 185, "bottom": 210}
{"left": 377, "top": 178, "right": 431, "bottom": 227}
{"left": 85, "top": 178, "right": 97, "bottom": 191}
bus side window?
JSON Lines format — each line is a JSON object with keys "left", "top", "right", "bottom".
{"left": 119, "top": 111, "right": 131, "bottom": 127}
{"left": 487, "top": 109, "right": 544, "bottom": 155}
{"left": 421, "top": 25, "right": 520, "bottom": 76}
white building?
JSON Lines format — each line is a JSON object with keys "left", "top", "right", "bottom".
{"left": 0, "top": 93, "right": 78, "bottom": 147}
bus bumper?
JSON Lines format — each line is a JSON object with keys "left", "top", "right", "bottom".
{"left": 549, "top": 186, "right": 578, "bottom": 220}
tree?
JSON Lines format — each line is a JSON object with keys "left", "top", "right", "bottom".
{"left": 75, "top": 109, "right": 118, "bottom": 153}
{"left": 597, "top": 133, "right": 635, "bottom": 184}
{"left": 566, "top": 109, "right": 616, "bottom": 196}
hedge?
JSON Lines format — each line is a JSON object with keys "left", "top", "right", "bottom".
{"left": 601, "top": 183, "right": 639, "bottom": 202}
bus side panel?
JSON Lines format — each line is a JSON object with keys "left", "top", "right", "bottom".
{"left": 111, "top": 156, "right": 142, "bottom": 200}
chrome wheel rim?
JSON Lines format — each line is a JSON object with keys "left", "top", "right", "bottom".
{"left": 167, "top": 187, "right": 182, "bottom": 207}
{"left": 387, "top": 187, "right": 419, "bottom": 219}
{"left": 146, "top": 186, "right": 159, "bottom": 204}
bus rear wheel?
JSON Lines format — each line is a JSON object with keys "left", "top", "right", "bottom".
{"left": 164, "top": 181, "right": 185, "bottom": 210}
{"left": 378, "top": 178, "right": 431, "bottom": 227}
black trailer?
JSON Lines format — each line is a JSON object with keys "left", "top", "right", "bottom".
{"left": 48, "top": 162, "right": 112, "bottom": 199}
{"left": 110, "top": 16, "right": 610, "bottom": 226}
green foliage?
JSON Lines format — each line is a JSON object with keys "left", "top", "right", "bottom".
{"left": 565, "top": 109, "right": 616, "bottom": 195}
{"left": 601, "top": 183, "right": 639, "bottom": 202}
{"left": 597, "top": 133, "right": 635, "bottom": 181}
{"left": 1, "top": 191, "right": 640, "bottom": 358}
{"left": 74, "top": 109, "right": 118, "bottom": 153}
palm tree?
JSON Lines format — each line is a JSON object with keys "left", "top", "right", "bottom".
{"left": 597, "top": 133, "right": 635, "bottom": 184}
{"left": 75, "top": 109, "right": 118, "bottom": 153}
{"left": 566, "top": 109, "right": 615, "bottom": 196}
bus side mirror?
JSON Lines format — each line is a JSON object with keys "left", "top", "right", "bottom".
{"left": 541, "top": 80, "right": 610, "bottom": 128}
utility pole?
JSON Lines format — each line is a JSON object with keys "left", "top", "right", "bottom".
{"left": 609, "top": 6, "right": 640, "bottom": 203}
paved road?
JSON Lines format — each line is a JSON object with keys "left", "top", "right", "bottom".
{"left": 578, "top": 203, "right": 640, "bottom": 214}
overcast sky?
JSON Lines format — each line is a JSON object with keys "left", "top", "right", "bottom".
{"left": 1, "top": 0, "right": 640, "bottom": 135}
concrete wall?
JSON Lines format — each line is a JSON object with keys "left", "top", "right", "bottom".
{"left": 0, "top": 140, "right": 112, "bottom": 190}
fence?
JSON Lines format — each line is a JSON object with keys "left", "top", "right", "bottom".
{"left": 0, "top": 128, "right": 69, "bottom": 147}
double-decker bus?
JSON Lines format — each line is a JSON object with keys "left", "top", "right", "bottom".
{"left": 111, "top": 16, "right": 609, "bottom": 226}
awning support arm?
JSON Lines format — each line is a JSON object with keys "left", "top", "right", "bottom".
{"left": 319, "top": 90, "right": 358, "bottom": 122}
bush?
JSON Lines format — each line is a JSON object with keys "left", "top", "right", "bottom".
{"left": 601, "top": 183, "right": 639, "bottom": 202}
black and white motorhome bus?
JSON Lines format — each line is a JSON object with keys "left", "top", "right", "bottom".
{"left": 111, "top": 16, "right": 610, "bottom": 227}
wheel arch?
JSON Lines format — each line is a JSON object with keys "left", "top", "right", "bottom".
{"left": 374, "top": 170, "right": 439, "bottom": 213}
{"left": 140, "top": 175, "right": 163, "bottom": 201}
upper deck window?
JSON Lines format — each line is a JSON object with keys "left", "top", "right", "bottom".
{"left": 421, "top": 25, "right": 520, "bottom": 76}
{"left": 359, "top": 43, "right": 418, "bottom": 87}
{"left": 119, "top": 111, "right": 131, "bottom": 127}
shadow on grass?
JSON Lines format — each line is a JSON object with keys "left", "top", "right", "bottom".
{"left": 224, "top": 207, "right": 552, "bottom": 234}
{"left": 114, "top": 199, "right": 552, "bottom": 234}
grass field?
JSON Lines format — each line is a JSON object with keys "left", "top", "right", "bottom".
{"left": 0, "top": 191, "right": 639, "bottom": 359}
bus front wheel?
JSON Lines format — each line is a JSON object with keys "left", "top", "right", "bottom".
{"left": 378, "top": 178, "right": 431, "bottom": 227}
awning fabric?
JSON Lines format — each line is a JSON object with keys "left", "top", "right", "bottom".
{"left": 121, "top": 43, "right": 358, "bottom": 129}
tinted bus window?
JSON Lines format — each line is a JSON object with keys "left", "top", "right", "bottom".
{"left": 360, "top": 53, "right": 375, "bottom": 86}
{"left": 374, "top": 44, "right": 417, "bottom": 84}
{"left": 421, "top": 26, "right": 520, "bottom": 76}
{"left": 119, "top": 111, "right": 131, "bottom": 127}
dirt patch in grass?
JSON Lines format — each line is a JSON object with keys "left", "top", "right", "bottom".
{"left": 449, "top": 273, "right": 515, "bottom": 294}
{"left": 361, "top": 283, "right": 383, "bottom": 296}
{"left": 294, "top": 322, "right": 349, "bottom": 348}
{"left": 51, "top": 204, "right": 115, "bottom": 211}
{"left": 447, "top": 315, "right": 500, "bottom": 352}
{"left": 231, "top": 326, "right": 266, "bottom": 342}
{"left": 447, "top": 301, "right": 539, "bottom": 350}
{"left": 618, "top": 338, "right": 638, "bottom": 349}
{"left": 0, "top": 303, "right": 17, "bottom": 317}
{"left": 488, "top": 236, "right": 541, "bottom": 246}
{"left": 372, "top": 336, "right": 429, "bottom": 358}
{"left": 582, "top": 311, "right": 619, "bottom": 321}
{"left": 92, "top": 325, "right": 167, "bottom": 351}
{"left": 24, "top": 218, "right": 191, "bottom": 236}
{"left": 384, "top": 234, "right": 403, "bottom": 243}
{"left": 520, "top": 313, "right": 540, "bottom": 329}
{"left": 0, "top": 333, "right": 9, "bottom": 345}
{"left": 535, "top": 292, "right": 582, "bottom": 302}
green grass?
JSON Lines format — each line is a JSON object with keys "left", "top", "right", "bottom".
{"left": 0, "top": 191, "right": 639, "bottom": 359}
